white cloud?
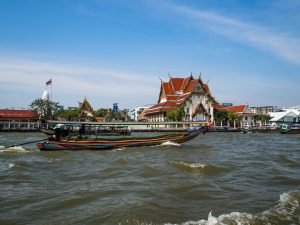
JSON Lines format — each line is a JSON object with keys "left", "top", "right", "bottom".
{"left": 158, "top": 1, "right": 300, "bottom": 66}
{"left": 0, "top": 56, "right": 159, "bottom": 109}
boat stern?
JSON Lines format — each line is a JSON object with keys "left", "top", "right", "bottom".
{"left": 36, "top": 142, "right": 45, "bottom": 150}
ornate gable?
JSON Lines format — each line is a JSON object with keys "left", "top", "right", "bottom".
{"left": 158, "top": 82, "right": 167, "bottom": 103}
{"left": 78, "top": 97, "right": 94, "bottom": 118}
{"left": 193, "top": 82, "right": 205, "bottom": 94}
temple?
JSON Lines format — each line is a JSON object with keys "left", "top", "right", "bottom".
{"left": 144, "top": 74, "right": 217, "bottom": 122}
{"left": 78, "top": 97, "right": 95, "bottom": 120}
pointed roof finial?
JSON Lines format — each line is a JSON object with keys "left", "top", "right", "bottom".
{"left": 199, "top": 72, "right": 202, "bottom": 80}
{"left": 168, "top": 73, "right": 172, "bottom": 79}
{"left": 189, "top": 71, "right": 194, "bottom": 79}
{"left": 159, "top": 77, "right": 163, "bottom": 83}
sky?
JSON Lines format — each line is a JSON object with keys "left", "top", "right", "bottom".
{"left": 0, "top": 0, "right": 300, "bottom": 110}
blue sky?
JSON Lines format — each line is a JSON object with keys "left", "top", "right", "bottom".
{"left": 0, "top": 0, "right": 300, "bottom": 110}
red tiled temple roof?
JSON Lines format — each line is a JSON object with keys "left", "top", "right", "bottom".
{"left": 170, "top": 77, "right": 185, "bottom": 92}
{"left": 203, "top": 84, "right": 211, "bottom": 94}
{"left": 0, "top": 110, "right": 38, "bottom": 120}
{"left": 162, "top": 82, "right": 173, "bottom": 95}
{"left": 214, "top": 104, "right": 248, "bottom": 114}
{"left": 184, "top": 80, "right": 198, "bottom": 92}
{"left": 145, "top": 76, "right": 214, "bottom": 115}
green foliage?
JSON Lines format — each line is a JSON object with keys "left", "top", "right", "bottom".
{"left": 166, "top": 107, "right": 185, "bottom": 121}
{"left": 253, "top": 114, "right": 272, "bottom": 122}
{"left": 228, "top": 111, "right": 240, "bottom": 122}
{"left": 214, "top": 111, "right": 228, "bottom": 123}
{"left": 57, "top": 109, "right": 79, "bottom": 121}
{"left": 105, "top": 109, "right": 130, "bottom": 121}
{"left": 263, "top": 115, "right": 272, "bottom": 122}
{"left": 29, "top": 98, "right": 62, "bottom": 121}
{"left": 95, "top": 108, "right": 110, "bottom": 117}
{"left": 253, "top": 114, "right": 261, "bottom": 122}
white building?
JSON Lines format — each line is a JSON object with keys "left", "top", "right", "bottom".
{"left": 132, "top": 104, "right": 154, "bottom": 121}
{"left": 269, "top": 106, "right": 300, "bottom": 126}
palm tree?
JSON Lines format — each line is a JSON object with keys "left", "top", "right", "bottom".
{"left": 215, "top": 111, "right": 228, "bottom": 126}
{"left": 261, "top": 115, "right": 272, "bottom": 125}
{"left": 228, "top": 111, "right": 239, "bottom": 128}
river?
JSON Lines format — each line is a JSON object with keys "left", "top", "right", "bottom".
{"left": 0, "top": 132, "right": 299, "bottom": 225}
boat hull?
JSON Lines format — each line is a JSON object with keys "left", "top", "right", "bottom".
{"left": 280, "top": 130, "right": 300, "bottom": 134}
{"left": 37, "top": 127, "right": 207, "bottom": 151}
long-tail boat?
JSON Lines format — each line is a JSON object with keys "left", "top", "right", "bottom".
{"left": 280, "top": 124, "right": 300, "bottom": 134}
{"left": 36, "top": 126, "right": 208, "bottom": 151}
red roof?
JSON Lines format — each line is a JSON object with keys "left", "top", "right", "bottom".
{"left": 203, "top": 84, "right": 211, "bottom": 94}
{"left": 145, "top": 75, "right": 213, "bottom": 115}
{"left": 185, "top": 80, "right": 198, "bottom": 92}
{"left": 225, "top": 105, "right": 247, "bottom": 113}
{"left": 162, "top": 82, "right": 173, "bottom": 95}
{"left": 214, "top": 104, "right": 248, "bottom": 114}
{"left": 0, "top": 110, "right": 38, "bottom": 120}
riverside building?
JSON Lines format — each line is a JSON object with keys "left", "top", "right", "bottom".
{"left": 144, "top": 75, "right": 217, "bottom": 122}
{"left": 0, "top": 109, "right": 39, "bottom": 131}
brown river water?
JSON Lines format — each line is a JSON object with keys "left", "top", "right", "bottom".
{"left": 0, "top": 132, "right": 299, "bottom": 225}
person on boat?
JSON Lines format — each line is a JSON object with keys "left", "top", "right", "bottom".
{"left": 47, "top": 125, "right": 71, "bottom": 141}
{"left": 79, "top": 124, "right": 85, "bottom": 138}
{"left": 54, "top": 127, "right": 62, "bottom": 141}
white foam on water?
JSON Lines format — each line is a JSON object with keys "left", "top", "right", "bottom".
{"left": 165, "top": 191, "right": 300, "bottom": 225}
{"left": 161, "top": 141, "right": 181, "bottom": 146}
{"left": 261, "top": 190, "right": 299, "bottom": 221}
{"left": 0, "top": 146, "right": 27, "bottom": 153}
{"left": 166, "top": 211, "right": 253, "bottom": 225}
{"left": 172, "top": 161, "right": 207, "bottom": 169}
{"left": 8, "top": 163, "right": 15, "bottom": 168}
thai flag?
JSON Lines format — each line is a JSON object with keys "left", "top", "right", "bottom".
{"left": 46, "top": 79, "right": 52, "bottom": 86}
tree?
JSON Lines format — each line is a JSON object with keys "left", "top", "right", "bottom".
{"left": 214, "top": 111, "right": 228, "bottom": 126}
{"left": 253, "top": 114, "right": 271, "bottom": 125}
{"left": 57, "top": 109, "right": 79, "bottom": 121}
{"left": 262, "top": 115, "right": 271, "bottom": 123}
{"left": 166, "top": 107, "right": 185, "bottom": 121}
{"left": 104, "top": 109, "right": 130, "bottom": 121}
{"left": 95, "top": 108, "right": 110, "bottom": 117}
{"left": 253, "top": 114, "right": 261, "bottom": 124}
{"left": 29, "top": 98, "right": 61, "bottom": 121}
{"left": 228, "top": 111, "right": 240, "bottom": 128}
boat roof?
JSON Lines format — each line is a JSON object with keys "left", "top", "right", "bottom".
{"left": 46, "top": 120, "right": 208, "bottom": 126}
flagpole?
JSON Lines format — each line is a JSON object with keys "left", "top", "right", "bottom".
{"left": 51, "top": 76, "right": 53, "bottom": 101}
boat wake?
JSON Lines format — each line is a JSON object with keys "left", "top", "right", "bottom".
{"left": 0, "top": 145, "right": 27, "bottom": 153}
{"left": 165, "top": 190, "right": 300, "bottom": 225}
{"left": 161, "top": 141, "right": 181, "bottom": 146}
